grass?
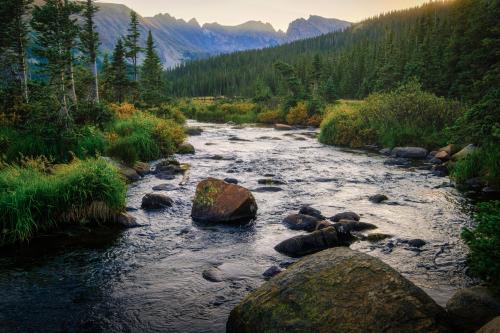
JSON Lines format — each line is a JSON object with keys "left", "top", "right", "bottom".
{"left": 462, "top": 201, "right": 500, "bottom": 294}
{"left": 451, "top": 145, "right": 500, "bottom": 187}
{"left": 0, "top": 158, "right": 127, "bottom": 246}
{"left": 107, "top": 112, "right": 185, "bottom": 165}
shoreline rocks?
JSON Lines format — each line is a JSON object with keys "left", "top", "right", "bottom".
{"left": 227, "top": 247, "right": 452, "bottom": 333}
{"left": 191, "top": 178, "right": 258, "bottom": 223}
{"left": 392, "top": 147, "right": 428, "bottom": 159}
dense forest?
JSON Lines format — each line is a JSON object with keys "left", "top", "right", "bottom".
{"left": 168, "top": 0, "right": 497, "bottom": 105}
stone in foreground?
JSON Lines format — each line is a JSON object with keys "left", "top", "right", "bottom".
{"left": 478, "top": 317, "right": 500, "bottom": 333}
{"left": 227, "top": 247, "right": 452, "bottom": 333}
{"left": 191, "top": 178, "right": 257, "bottom": 223}
{"left": 274, "top": 227, "right": 345, "bottom": 257}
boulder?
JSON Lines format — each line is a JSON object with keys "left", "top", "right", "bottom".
{"left": 392, "top": 147, "right": 428, "bottom": 159}
{"left": 379, "top": 148, "right": 392, "bottom": 156}
{"left": 384, "top": 158, "right": 411, "bottom": 166}
{"left": 274, "top": 227, "right": 346, "bottom": 257}
{"left": 224, "top": 178, "right": 239, "bottom": 184}
{"left": 141, "top": 193, "right": 173, "bottom": 210}
{"left": 257, "top": 178, "right": 286, "bottom": 185}
{"left": 331, "top": 211, "right": 360, "bottom": 222}
{"left": 115, "top": 212, "right": 141, "bottom": 228}
{"left": 101, "top": 157, "right": 141, "bottom": 182}
{"left": 315, "top": 220, "right": 334, "bottom": 230}
{"left": 282, "top": 214, "right": 322, "bottom": 232}
{"left": 202, "top": 267, "right": 224, "bottom": 282}
{"left": 439, "top": 144, "right": 461, "bottom": 156}
{"left": 152, "top": 183, "right": 176, "bottom": 191}
{"left": 191, "top": 178, "right": 257, "bottom": 223}
{"left": 274, "top": 124, "right": 293, "bottom": 131}
{"left": 451, "top": 144, "right": 477, "bottom": 161}
{"left": 177, "top": 142, "right": 195, "bottom": 155}
{"left": 262, "top": 266, "right": 282, "bottom": 280}
{"left": 133, "top": 162, "right": 151, "bottom": 176}
{"left": 333, "top": 220, "right": 377, "bottom": 233}
{"left": 154, "top": 160, "right": 186, "bottom": 175}
{"left": 186, "top": 126, "right": 203, "bottom": 136}
{"left": 446, "top": 287, "right": 500, "bottom": 333}
{"left": 298, "top": 206, "right": 325, "bottom": 219}
{"left": 369, "top": 194, "right": 389, "bottom": 203}
{"left": 227, "top": 247, "right": 452, "bottom": 333}
{"left": 435, "top": 150, "right": 450, "bottom": 161}
{"left": 477, "top": 317, "right": 500, "bottom": 333}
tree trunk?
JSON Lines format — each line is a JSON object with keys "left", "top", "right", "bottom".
{"left": 19, "top": 39, "right": 29, "bottom": 103}
{"left": 93, "top": 59, "right": 100, "bottom": 103}
{"left": 69, "top": 61, "right": 78, "bottom": 106}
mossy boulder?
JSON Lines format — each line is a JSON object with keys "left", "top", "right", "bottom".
{"left": 227, "top": 247, "right": 452, "bottom": 333}
{"left": 177, "top": 142, "right": 195, "bottom": 155}
{"left": 191, "top": 178, "right": 257, "bottom": 223}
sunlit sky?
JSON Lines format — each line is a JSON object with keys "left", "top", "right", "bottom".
{"left": 98, "top": 0, "right": 430, "bottom": 30}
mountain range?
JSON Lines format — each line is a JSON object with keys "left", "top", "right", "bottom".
{"left": 90, "top": 2, "right": 351, "bottom": 67}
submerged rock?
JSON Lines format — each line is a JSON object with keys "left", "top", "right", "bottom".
{"left": 202, "top": 267, "right": 224, "bottom": 282}
{"left": 262, "top": 266, "right": 282, "bottom": 279}
{"left": 257, "top": 178, "right": 286, "bottom": 185}
{"left": 274, "top": 124, "right": 293, "bottom": 131}
{"left": 224, "top": 178, "right": 239, "bottom": 184}
{"left": 477, "top": 317, "right": 500, "bottom": 333}
{"left": 141, "top": 193, "right": 173, "bottom": 210}
{"left": 392, "top": 147, "right": 428, "bottom": 159}
{"left": 446, "top": 286, "right": 500, "bottom": 333}
{"left": 369, "top": 194, "right": 389, "bottom": 203}
{"left": 227, "top": 247, "right": 452, "bottom": 333}
{"left": 152, "top": 183, "right": 176, "bottom": 191}
{"left": 331, "top": 211, "right": 360, "bottom": 222}
{"left": 298, "top": 206, "right": 325, "bottom": 219}
{"left": 253, "top": 187, "right": 283, "bottom": 193}
{"left": 186, "top": 127, "right": 203, "bottom": 136}
{"left": 191, "top": 178, "right": 257, "bottom": 223}
{"left": 380, "top": 148, "right": 392, "bottom": 155}
{"left": 282, "top": 214, "right": 322, "bottom": 232}
{"left": 115, "top": 212, "right": 141, "bottom": 228}
{"left": 384, "top": 157, "right": 411, "bottom": 166}
{"left": 274, "top": 227, "right": 346, "bottom": 257}
{"left": 177, "top": 142, "right": 195, "bottom": 154}
{"left": 332, "top": 220, "right": 377, "bottom": 233}
{"left": 133, "top": 162, "right": 151, "bottom": 176}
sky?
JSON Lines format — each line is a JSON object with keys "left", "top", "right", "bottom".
{"left": 98, "top": 0, "right": 430, "bottom": 31}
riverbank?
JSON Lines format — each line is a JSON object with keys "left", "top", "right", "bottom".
{"left": 0, "top": 121, "right": 477, "bottom": 332}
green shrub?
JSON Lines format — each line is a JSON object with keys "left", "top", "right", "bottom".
{"left": 0, "top": 158, "right": 127, "bottom": 246}
{"left": 319, "top": 81, "right": 463, "bottom": 149}
{"left": 107, "top": 113, "right": 185, "bottom": 165}
{"left": 146, "top": 103, "right": 186, "bottom": 124}
{"left": 462, "top": 201, "right": 500, "bottom": 294}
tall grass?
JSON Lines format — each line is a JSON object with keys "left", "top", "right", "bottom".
{"left": 451, "top": 145, "right": 500, "bottom": 187}
{"left": 107, "top": 113, "right": 185, "bottom": 165}
{"left": 0, "top": 158, "right": 127, "bottom": 246}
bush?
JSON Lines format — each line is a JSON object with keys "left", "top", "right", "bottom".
{"left": 0, "top": 158, "right": 127, "bottom": 246}
{"left": 73, "top": 102, "right": 114, "bottom": 128}
{"left": 180, "top": 99, "right": 258, "bottom": 124}
{"left": 319, "top": 82, "right": 463, "bottom": 149}
{"left": 110, "top": 102, "right": 138, "bottom": 119}
{"left": 462, "top": 201, "right": 500, "bottom": 294}
{"left": 287, "top": 102, "right": 309, "bottom": 125}
{"left": 256, "top": 109, "right": 281, "bottom": 124}
{"left": 319, "top": 103, "right": 375, "bottom": 147}
{"left": 107, "top": 113, "right": 185, "bottom": 165}
{"left": 147, "top": 103, "right": 186, "bottom": 124}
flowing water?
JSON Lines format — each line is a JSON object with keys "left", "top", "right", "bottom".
{"left": 0, "top": 121, "right": 475, "bottom": 332}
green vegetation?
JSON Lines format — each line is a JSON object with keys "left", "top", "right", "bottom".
{"left": 320, "top": 81, "right": 463, "bottom": 149}
{"left": 462, "top": 202, "right": 500, "bottom": 294}
{"left": 0, "top": 158, "right": 127, "bottom": 246}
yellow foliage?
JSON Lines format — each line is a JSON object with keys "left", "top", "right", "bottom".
{"left": 257, "top": 110, "right": 281, "bottom": 124}
{"left": 287, "top": 102, "right": 309, "bottom": 126}
{"left": 110, "top": 102, "right": 138, "bottom": 119}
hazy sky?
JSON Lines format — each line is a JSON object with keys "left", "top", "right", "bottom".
{"left": 99, "top": 0, "right": 430, "bottom": 30}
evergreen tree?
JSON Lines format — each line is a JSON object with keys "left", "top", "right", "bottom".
{"left": 322, "top": 76, "right": 339, "bottom": 103}
{"left": 124, "top": 11, "right": 141, "bottom": 82}
{"left": 100, "top": 53, "right": 113, "bottom": 102}
{"left": 31, "top": 0, "right": 81, "bottom": 118}
{"left": 140, "top": 31, "right": 165, "bottom": 105}
{"left": 80, "top": 0, "right": 100, "bottom": 103}
{"left": 111, "top": 38, "right": 129, "bottom": 103}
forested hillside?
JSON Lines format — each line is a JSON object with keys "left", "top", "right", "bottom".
{"left": 168, "top": 0, "right": 498, "bottom": 105}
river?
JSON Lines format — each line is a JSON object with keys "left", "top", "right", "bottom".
{"left": 0, "top": 121, "right": 475, "bottom": 332}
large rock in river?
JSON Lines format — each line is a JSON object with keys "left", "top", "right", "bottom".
{"left": 274, "top": 227, "right": 347, "bottom": 257}
{"left": 392, "top": 147, "right": 428, "bottom": 159}
{"left": 191, "top": 178, "right": 257, "bottom": 223}
{"left": 227, "top": 247, "right": 452, "bottom": 333}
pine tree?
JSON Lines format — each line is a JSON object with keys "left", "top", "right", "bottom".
{"left": 111, "top": 38, "right": 129, "bottom": 103}
{"left": 125, "top": 11, "right": 142, "bottom": 82}
{"left": 31, "top": 0, "right": 81, "bottom": 118}
{"left": 140, "top": 31, "right": 165, "bottom": 105}
{"left": 322, "top": 76, "right": 339, "bottom": 103}
{"left": 80, "top": 0, "right": 100, "bottom": 103}
{"left": 100, "top": 53, "right": 113, "bottom": 102}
